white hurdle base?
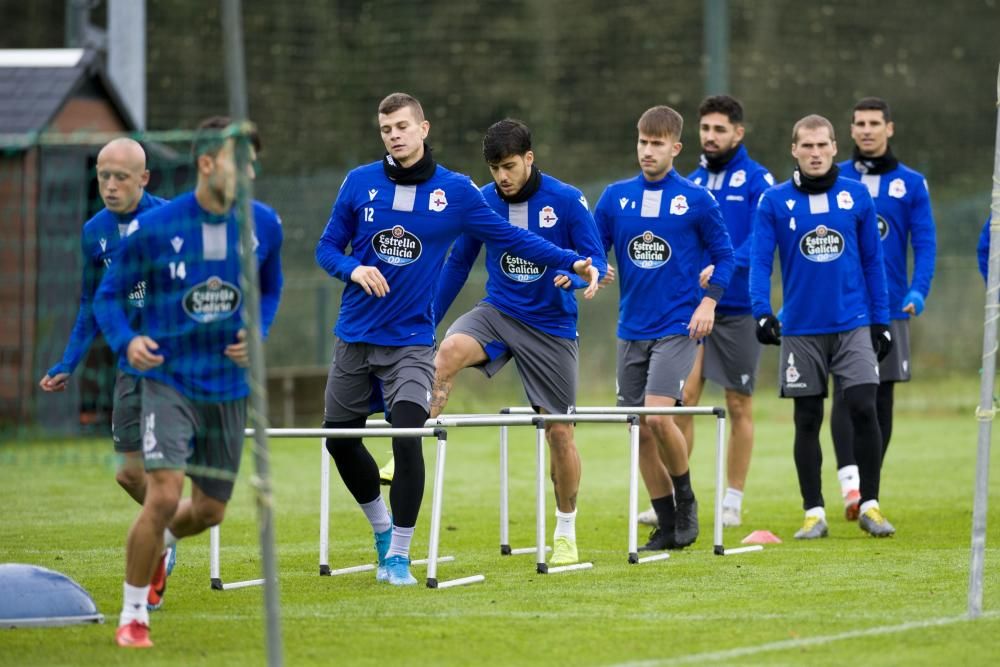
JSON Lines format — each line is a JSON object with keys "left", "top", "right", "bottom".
{"left": 715, "top": 545, "right": 765, "bottom": 556}
{"left": 504, "top": 545, "right": 551, "bottom": 556}
{"left": 636, "top": 552, "right": 671, "bottom": 565}
{"left": 323, "top": 556, "right": 455, "bottom": 577}
{"left": 546, "top": 562, "right": 595, "bottom": 575}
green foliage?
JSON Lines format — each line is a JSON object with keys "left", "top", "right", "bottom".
{"left": 1, "top": 377, "right": 999, "bottom": 665}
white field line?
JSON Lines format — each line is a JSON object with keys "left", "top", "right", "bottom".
{"left": 608, "top": 610, "right": 1000, "bottom": 667}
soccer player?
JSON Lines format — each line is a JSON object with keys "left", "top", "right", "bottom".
{"left": 315, "top": 93, "right": 599, "bottom": 586}
{"left": 672, "top": 95, "right": 774, "bottom": 529}
{"left": 750, "top": 114, "right": 895, "bottom": 540}
{"left": 594, "top": 105, "right": 734, "bottom": 551}
{"left": 429, "top": 119, "right": 608, "bottom": 567}
{"left": 95, "top": 117, "right": 284, "bottom": 647}
{"left": 39, "top": 138, "right": 167, "bottom": 504}
{"left": 828, "top": 97, "right": 937, "bottom": 519}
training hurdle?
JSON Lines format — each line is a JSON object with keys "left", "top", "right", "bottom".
{"left": 328, "top": 413, "right": 640, "bottom": 576}
{"left": 210, "top": 427, "right": 471, "bottom": 591}
{"left": 501, "top": 406, "right": 764, "bottom": 558}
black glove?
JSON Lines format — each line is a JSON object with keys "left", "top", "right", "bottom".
{"left": 871, "top": 323, "right": 893, "bottom": 361}
{"left": 755, "top": 314, "right": 782, "bottom": 345}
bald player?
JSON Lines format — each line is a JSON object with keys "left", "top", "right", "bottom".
{"left": 41, "top": 138, "right": 167, "bottom": 503}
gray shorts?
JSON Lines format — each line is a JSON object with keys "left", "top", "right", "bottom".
{"left": 446, "top": 303, "right": 578, "bottom": 413}
{"left": 779, "top": 328, "right": 880, "bottom": 398}
{"left": 701, "top": 314, "right": 761, "bottom": 395}
{"left": 112, "top": 370, "right": 142, "bottom": 453}
{"left": 324, "top": 340, "right": 435, "bottom": 421}
{"left": 879, "top": 319, "right": 911, "bottom": 383}
{"left": 616, "top": 335, "right": 697, "bottom": 406}
{"left": 140, "top": 378, "right": 247, "bottom": 502}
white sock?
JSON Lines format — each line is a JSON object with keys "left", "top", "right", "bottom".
{"left": 722, "top": 488, "right": 744, "bottom": 511}
{"left": 554, "top": 509, "right": 577, "bottom": 541}
{"left": 360, "top": 497, "right": 391, "bottom": 534}
{"left": 805, "top": 506, "right": 826, "bottom": 521}
{"left": 837, "top": 465, "right": 860, "bottom": 496}
{"left": 119, "top": 582, "right": 150, "bottom": 627}
{"left": 859, "top": 499, "right": 879, "bottom": 515}
{"left": 163, "top": 528, "right": 178, "bottom": 550}
{"left": 386, "top": 524, "right": 414, "bottom": 559}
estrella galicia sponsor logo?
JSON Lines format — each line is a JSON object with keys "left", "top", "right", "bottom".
{"left": 183, "top": 275, "right": 242, "bottom": 323}
{"left": 127, "top": 280, "right": 147, "bottom": 309}
{"left": 499, "top": 253, "right": 545, "bottom": 283}
{"left": 799, "top": 225, "right": 844, "bottom": 263}
{"left": 372, "top": 225, "right": 422, "bottom": 266}
{"left": 876, "top": 214, "right": 889, "bottom": 240}
{"left": 628, "top": 230, "right": 671, "bottom": 269}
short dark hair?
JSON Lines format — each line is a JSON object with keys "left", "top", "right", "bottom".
{"left": 637, "top": 106, "right": 683, "bottom": 140}
{"left": 378, "top": 92, "right": 425, "bottom": 122}
{"left": 792, "top": 114, "right": 836, "bottom": 143}
{"left": 482, "top": 119, "right": 532, "bottom": 164}
{"left": 698, "top": 95, "right": 744, "bottom": 124}
{"left": 852, "top": 97, "right": 892, "bottom": 123}
{"left": 192, "top": 115, "right": 261, "bottom": 160}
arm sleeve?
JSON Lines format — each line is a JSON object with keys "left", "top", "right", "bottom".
{"left": 554, "top": 202, "right": 609, "bottom": 289}
{"left": 749, "top": 195, "right": 777, "bottom": 319}
{"left": 258, "top": 221, "right": 284, "bottom": 339}
{"left": 979, "top": 217, "right": 991, "bottom": 283}
{"left": 434, "top": 233, "right": 482, "bottom": 325}
{"left": 700, "top": 194, "right": 735, "bottom": 302}
{"left": 47, "top": 234, "right": 102, "bottom": 376}
{"left": 594, "top": 191, "right": 615, "bottom": 255}
{"left": 315, "top": 177, "right": 362, "bottom": 282}
{"left": 93, "top": 229, "right": 144, "bottom": 355}
{"left": 857, "top": 194, "right": 890, "bottom": 324}
{"left": 460, "top": 182, "right": 581, "bottom": 271}
{"left": 731, "top": 171, "right": 773, "bottom": 269}
{"left": 907, "top": 178, "right": 937, "bottom": 299}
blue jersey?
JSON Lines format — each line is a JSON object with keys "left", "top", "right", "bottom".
{"left": 839, "top": 158, "right": 936, "bottom": 320}
{"left": 316, "top": 162, "right": 584, "bottom": 347}
{"left": 594, "top": 170, "right": 734, "bottom": 340}
{"left": 688, "top": 145, "right": 774, "bottom": 315}
{"left": 46, "top": 191, "right": 168, "bottom": 377}
{"left": 94, "top": 192, "right": 284, "bottom": 402}
{"left": 979, "top": 216, "right": 992, "bottom": 283}
{"left": 434, "top": 172, "right": 607, "bottom": 338}
{"left": 750, "top": 177, "right": 889, "bottom": 335}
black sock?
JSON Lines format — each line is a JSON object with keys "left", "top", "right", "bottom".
{"left": 669, "top": 471, "right": 694, "bottom": 503}
{"left": 651, "top": 495, "right": 676, "bottom": 529}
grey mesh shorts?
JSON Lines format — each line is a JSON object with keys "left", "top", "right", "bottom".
{"left": 779, "top": 327, "right": 880, "bottom": 398}
{"left": 324, "top": 340, "right": 435, "bottom": 421}
{"left": 701, "top": 313, "right": 761, "bottom": 395}
{"left": 616, "top": 335, "right": 697, "bottom": 406}
{"left": 446, "top": 303, "right": 578, "bottom": 413}
{"left": 112, "top": 369, "right": 143, "bottom": 453}
{"left": 140, "top": 378, "right": 247, "bottom": 502}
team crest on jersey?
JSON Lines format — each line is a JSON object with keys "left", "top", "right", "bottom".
{"left": 183, "top": 275, "right": 242, "bottom": 323}
{"left": 500, "top": 253, "right": 545, "bottom": 283}
{"left": 372, "top": 225, "right": 422, "bottom": 266}
{"left": 889, "top": 178, "right": 906, "bottom": 199}
{"left": 539, "top": 206, "right": 558, "bottom": 228}
{"left": 836, "top": 190, "right": 854, "bottom": 210}
{"left": 429, "top": 188, "right": 448, "bottom": 212}
{"left": 729, "top": 170, "right": 746, "bottom": 188}
{"left": 628, "top": 230, "right": 671, "bottom": 269}
{"left": 800, "top": 225, "right": 845, "bottom": 262}
{"left": 877, "top": 214, "right": 890, "bottom": 240}
{"left": 669, "top": 195, "right": 689, "bottom": 216}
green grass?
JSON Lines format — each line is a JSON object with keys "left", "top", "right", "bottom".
{"left": 2, "top": 376, "right": 1000, "bottom": 666}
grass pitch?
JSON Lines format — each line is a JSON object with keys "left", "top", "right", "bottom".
{"left": 1, "top": 376, "right": 999, "bottom": 666}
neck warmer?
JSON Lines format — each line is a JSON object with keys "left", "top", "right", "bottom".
{"left": 700, "top": 144, "right": 741, "bottom": 173}
{"left": 382, "top": 143, "right": 436, "bottom": 184}
{"left": 792, "top": 163, "right": 840, "bottom": 194}
{"left": 852, "top": 144, "right": 898, "bottom": 175}
{"left": 496, "top": 164, "right": 541, "bottom": 204}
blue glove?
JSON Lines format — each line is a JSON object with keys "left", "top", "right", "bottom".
{"left": 901, "top": 289, "right": 925, "bottom": 316}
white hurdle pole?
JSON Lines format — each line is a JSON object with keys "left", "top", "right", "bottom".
{"left": 319, "top": 439, "right": 330, "bottom": 575}
{"left": 499, "top": 423, "right": 511, "bottom": 555}
{"left": 713, "top": 412, "right": 763, "bottom": 556}
{"left": 534, "top": 420, "right": 548, "bottom": 574}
